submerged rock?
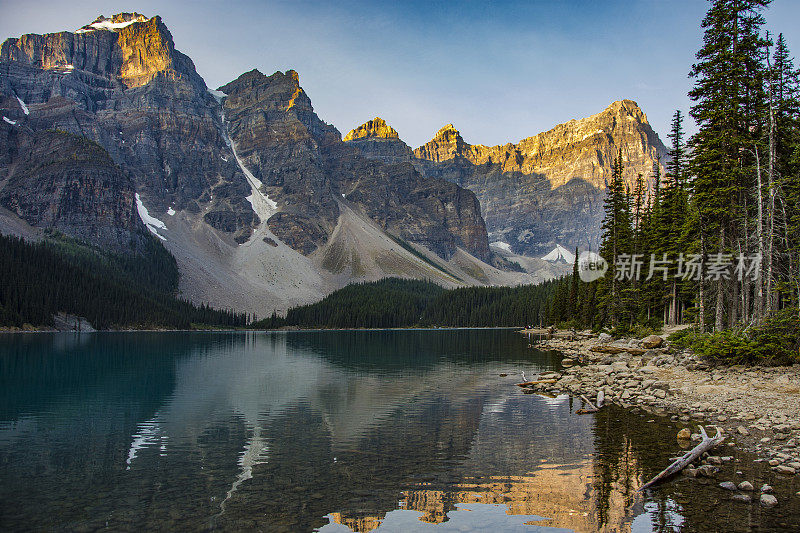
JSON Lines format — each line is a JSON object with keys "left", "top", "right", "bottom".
{"left": 760, "top": 494, "right": 778, "bottom": 507}
{"left": 697, "top": 465, "right": 718, "bottom": 477}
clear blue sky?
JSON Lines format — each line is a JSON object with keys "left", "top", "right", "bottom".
{"left": 2, "top": 0, "right": 799, "bottom": 147}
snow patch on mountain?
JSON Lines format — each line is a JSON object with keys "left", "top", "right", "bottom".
{"left": 207, "top": 89, "right": 226, "bottom": 103}
{"left": 16, "top": 96, "right": 29, "bottom": 115}
{"left": 76, "top": 15, "right": 149, "bottom": 33}
{"left": 231, "top": 143, "right": 278, "bottom": 216}
{"left": 218, "top": 109, "right": 279, "bottom": 236}
{"left": 135, "top": 193, "right": 167, "bottom": 240}
{"left": 541, "top": 244, "right": 575, "bottom": 264}
{"left": 490, "top": 240, "right": 512, "bottom": 253}
{"left": 49, "top": 64, "right": 75, "bottom": 73}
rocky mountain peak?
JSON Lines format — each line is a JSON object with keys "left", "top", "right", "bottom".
{"left": 343, "top": 117, "right": 413, "bottom": 164}
{"left": 343, "top": 117, "right": 399, "bottom": 142}
{"left": 438, "top": 123, "right": 459, "bottom": 135}
{"left": 433, "top": 124, "right": 465, "bottom": 144}
{"left": 219, "top": 69, "right": 313, "bottom": 114}
{"left": 272, "top": 69, "right": 301, "bottom": 89}
{"left": 414, "top": 124, "right": 469, "bottom": 163}
{"left": 606, "top": 99, "right": 646, "bottom": 119}
{"left": 1, "top": 12, "right": 205, "bottom": 91}
{"left": 218, "top": 68, "right": 263, "bottom": 90}
{"left": 218, "top": 68, "right": 338, "bottom": 172}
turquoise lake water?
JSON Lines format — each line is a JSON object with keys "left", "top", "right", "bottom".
{"left": 1, "top": 329, "right": 798, "bottom": 532}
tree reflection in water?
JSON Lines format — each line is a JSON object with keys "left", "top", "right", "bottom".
{"left": 1, "top": 331, "right": 798, "bottom": 532}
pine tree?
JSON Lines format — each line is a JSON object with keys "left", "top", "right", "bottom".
{"left": 569, "top": 247, "right": 580, "bottom": 325}
{"left": 667, "top": 110, "right": 686, "bottom": 189}
{"left": 640, "top": 161, "right": 667, "bottom": 324}
{"left": 598, "top": 150, "right": 632, "bottom": 326}
{"left": 689, "top": 0, "right": 771, "bottom": 330}
{"left": 766, "top": 33, "right": 800, "bottom": 310}
{"left": 662, "top": 110, "right": 691, "bottom": 325}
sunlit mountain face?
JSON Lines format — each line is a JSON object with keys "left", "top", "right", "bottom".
{"left": 1, "top": 331, "right": 798, "bottom": 532}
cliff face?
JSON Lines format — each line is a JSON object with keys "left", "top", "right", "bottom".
{"left": 221, "top": 71, "right": 490, "bottom": 261}
{"left": 414, "top": 100, "right": 666, "bottom": 190}
{"left": 220, "top": 69, "right": 338, "bottom": 253}
{"left": 1, "top": 13, "right": 206, "bottom": 91}
{"left": 0, "top": 128, "right": 149, "bottom": 253}
{"left": 0, "top": 12, "right": 257, "bottom": 245}
{"left": 409, "top": 100, "right": 669, "bottom": 255}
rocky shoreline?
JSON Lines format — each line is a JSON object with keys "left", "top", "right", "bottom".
{"left": 518, "top": 330, "right": 800, "bottom": 500}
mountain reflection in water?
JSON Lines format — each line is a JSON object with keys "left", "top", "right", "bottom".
{"left": 1, "top": 330, "right": 798, "bottom": 532}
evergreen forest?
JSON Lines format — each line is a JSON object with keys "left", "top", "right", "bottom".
{"left": 0, "top": 233, "right": 247, "bottom": 330}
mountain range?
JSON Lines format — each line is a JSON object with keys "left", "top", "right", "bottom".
{"left": 345, "top": 100, "right": 668, "bottom": 256}
{"left": 0, "top": 13, "right": 668, "bottom": 316}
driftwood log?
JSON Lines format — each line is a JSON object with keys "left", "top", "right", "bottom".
{"left": 516, "top": 379, "right": 557, "bottom": 387}
{"left": 590, "top": 345, "right": 646, "bottom": 356}
{"left": 576, "top": 394, "right": 600, "bottom": 414}
{"left": 637, "top": 426, "right": 725, "bottom": 491}
{"left": 581, "top": 394, "right": 598, "bottom": 409}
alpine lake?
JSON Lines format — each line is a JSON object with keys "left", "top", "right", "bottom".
{"left": 1, "top": 329, "right": 798, "bottom": 532}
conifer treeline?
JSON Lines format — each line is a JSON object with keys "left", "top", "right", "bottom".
{"left": 252, "top": 277, "right": 561, "bottom": 329}
{"left": 285, "top": 278, "right": 444, "bottom": 329}
{"left": 555, "top": 0, "right": 800, "bottom": 332}
{"left": 0, "top": 234, "right": 246, "bottom": 329}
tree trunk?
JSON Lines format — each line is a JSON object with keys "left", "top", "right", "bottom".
{"left": 715, "top": 227, "right": 725, "bottom": 332}
{"left": 715, "top": 279, "right": 725, "bottom": 332}
{"left": 766, "top": 48, "right": 776, "bottom": 315}
{"left": 669, "top": 280, "right": 678, "bottom": 326}
{"left": 699, "top": 233, "right": 706, "bottom": 332}
{"left": 730, "top": 276, "right": 739, "bottom": 328}
{"left": 755, "top": 145, "right": 764, "bottom": 321}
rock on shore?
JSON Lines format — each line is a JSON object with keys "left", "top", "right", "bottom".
{"left": 520, "top": 332, "right": 800, "bottom": 475}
